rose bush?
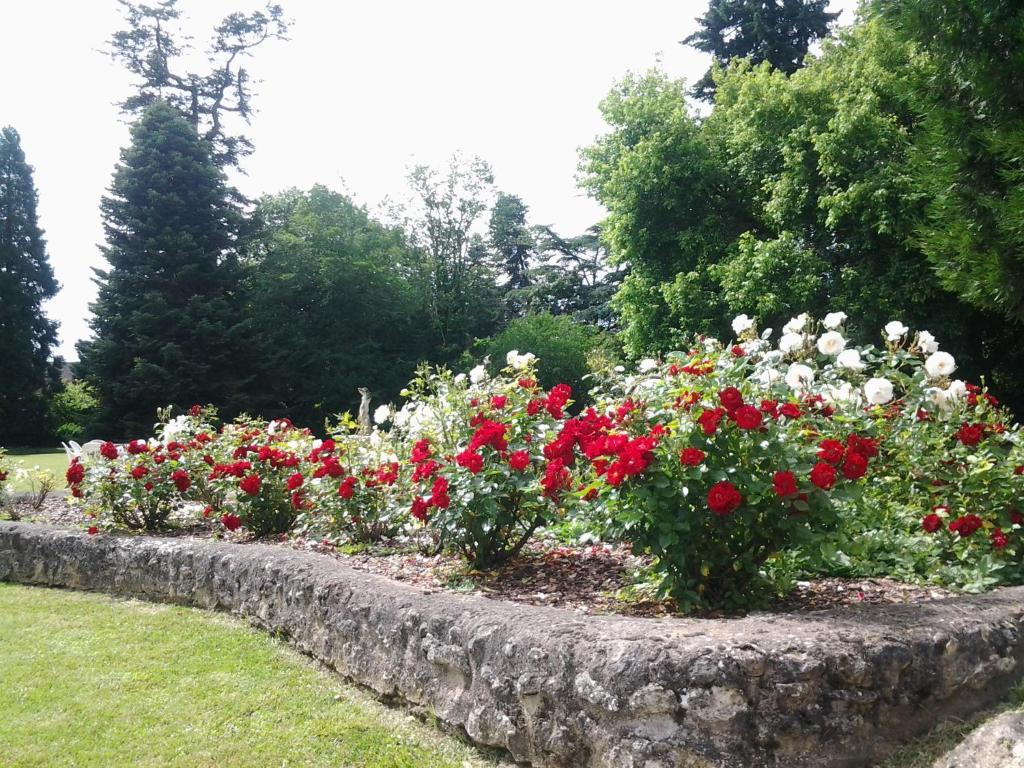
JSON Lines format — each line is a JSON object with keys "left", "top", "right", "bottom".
{"left": 62, "top": 312, "right": 1024, "bottom": 611}
{"left": 390, "top": 353, "right": 579, "bottom": 568}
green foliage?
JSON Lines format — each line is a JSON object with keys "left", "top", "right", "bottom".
{"left": 684, "top": 0, "right": 839, "bottom": 100}
{"left": 49, "top": 380, "right": 99, "bottom": 441}
{"left": 404, "top": 154, "right": 503, "bottom": 362}
{"left": 579, "top": 70, "right": 751, "bottom": 355}
{"left": 0, "top": 127, "right": 60, "bottom": 445}
{"left": 76, "top": 102, "right": 253, "bottom": 438}
{"left": 873, "top": 0, "right": 1024, "bottom": 321}
{"left": 247, "top": 186, "right": 432, "bottom": 426}
{"left": 488, "top": 193, "right": 534, "bottom": 313}
{"left": 484, "top": 313, "right": 600, "bottom": 400}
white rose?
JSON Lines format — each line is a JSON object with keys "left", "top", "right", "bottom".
{"left": 783, "top": 313, "right": 809, "bottom": 335}
{"left": 785, "top": 363, "right": 815, "bottom": 391}
{"left": 924, "top": 351, "right": 956, "bottom": 379}
{"left": 836, "top": 348, "right": 865, "bottom": 371}
{"left": 757, "top": 367, "right": 782, "bottom": 387}
{"left": 947, "top": 379, "right": 967, "bottom": 400}
{"left": 373, "top": 404, "right": 391, "bottom": 425}
{"left": 816, "top": 331, "right": 846, "bottom": 356}
{"left": 513, "top": 352, "right": 536, "bottom": 369}
{"left": 638, "top": 358, "right": 659, "bottom": 373}
{"left": 823, "top": 311, "right": 847, "bottom": 330}
{"left": 505, "top": 349, "right": 520, "bottom": 367}
{"left": 469, "top": 364, "right": 488, "bottom": 384}
{"left": 453, "top": 373, "right": 467, "bottom": 385}
{"left": 824, "top": 382, "right": 859, "bottom": 406}
{"left": 884, "top": 320, "right": 909, "bottom": 341}
{"left": 918, "top": 330, "right": 939, "bottom": 354}
{"left": 731, "top": 313, "right": 754, "bottom": 335}
{"left": 779, "top": 332, "right": 805, "bottom": 354}
{"left": 928, "top": 387, "right": 952, "bottom": 412}
{"left": 864, "top": 377, "right": 894, "bottom": 405}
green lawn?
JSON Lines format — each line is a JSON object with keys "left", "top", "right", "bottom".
{"left": 4, "top": 448, "right": 68, "bottom": 492}
{"left": 0, "top": 583, "right": 501, "bottom": 768}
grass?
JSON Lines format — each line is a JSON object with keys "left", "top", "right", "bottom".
{"left": 4, "top": 448, "right": 68, "bottom": 493}
{"left": 877, "top": 682, "right": 1024, "bottom": 767}
{"left": 0, "top": 583, "right": 502, "bottom": 768}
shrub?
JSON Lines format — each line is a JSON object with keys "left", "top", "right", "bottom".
{"left": 391, "top": 355, "right": 578, "bottom": 568}
{"left": 484, "top": 313, "right": 599, "bottom": 403}
{"left": 49, "top": 381, "right": 99, "bottom": 442}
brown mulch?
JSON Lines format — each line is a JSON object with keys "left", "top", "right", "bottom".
{"left": 9, "top": 493, "right": 956, "bottom": 619}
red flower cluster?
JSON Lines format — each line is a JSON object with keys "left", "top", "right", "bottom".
{"left": 956, "top": 423, "right": 985, "bottom": 447}
{"left": 239, "top": 474, "right": 261, "bottom": 496}
{"left": 707, "top": 480, "right": 742, "bottom": 516}
{"left": 949, "top": 514, "right": 983, "bottom": 537}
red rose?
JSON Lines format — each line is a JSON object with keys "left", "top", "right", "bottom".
{"left": 731, "top": 345, "right": 745, "bottom": 357}
{"left": 1011, "top": 510, "right": 1024, "bottom": 526}
{"left": 817, "top": 439, "right": 845, "bottom": 465}
{"left": 679, "top": 447, "right": 705, "bottom": 466}
{"left": 409, "top": 438, "right": 430, "bottom": 462}
{"left": 541, "top": 459, "right": 572, "bottom": 497}
{"left": 338, "top": 476, "right": 358, "bottom": 499}
{"left": 810, "top": 462, "right": 836, "bottom": 490}
{"left": 239, "top": 474, "right": 261, "bottom": 496}
{"left": 99, "top": 441, "right": 118, "bottom": 460}
{"left": 991, "top": 528, "right": 1009, "bottom": 549}
{"left": 732, "top": 405, "right": 762, "bottom": 430}
{"left": 220, "top": 513, "right": 242, "bottom": 531}
{"left": 87, "top": 526, "right": 99, "bottom": 535}
{"left": 760, "top": 399, "right": 779, "bottom": 418}
{"left": 131, "top": 465, "right": 149, "bottom": 480}
{"left": 921, "top": 513, "right": 943, "bottom": 533}
{"left": 286, "top": 472, "right": 304, "bottom": 491}
{"left": 846, "top": 434, "right": 879, "bottom": 459}
{"left": 719, "top": 387, "right": 744, "bottom": 411}
{"left": 143, "top": 481, "right": 154, "bottom": 492}
{"left": 779, "top": 403, "right": 801, "bottom": 419}
{"left": 490, "top": 395, "right": 508, "bottom": 409}
{"left": 772, "top": 470, "right": 798, "bottom": 498}
{"left": 956, "top": 423, "right": 984, "bottom": 446}
{"left": 127, "top": 439, "right": 148, "bottom": 455}
{"left": 508, "top": 450, "right": 530, "bottom": 471}
{"left": 841, "top": 451, "right": 868, "bottom": 480}
{"left": 170, "top": 469, "right": 191, "bottom": 493}
{"left": 456, "top": 449, "right": 484, "bottom": 474}
{"left": 949, "top": 514, "right": 983, "bottom": 537}
{"left": 518, "top": 378, "right": 537, "bottom": 389}
{"left": 707, "top": 480, "right": 742, "bottom": 516}
{"left": 698, "top": 408, "right": 726, "bottom": 436}
{"left": 65, "top": 460, "right": 85, "bottom": 486}
{"left": 411, "top": 496, "right": 429, "bottom": 522}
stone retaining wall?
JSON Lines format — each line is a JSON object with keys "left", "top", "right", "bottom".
{"left": 2, "top": 521, "right": 1023, "bottom": 767}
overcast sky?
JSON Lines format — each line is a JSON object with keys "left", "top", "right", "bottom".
{"left": 3, "top": 0, "right": 858, "bottom": 359}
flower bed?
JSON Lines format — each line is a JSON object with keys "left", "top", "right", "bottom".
{"left": 57, "top": 313, "right": 1024, "bottom": 612}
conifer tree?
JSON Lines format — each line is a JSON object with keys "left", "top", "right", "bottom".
{"left": 685, "top": 0, "right": 838, "bottom": 100}
{"left": 77, "top": 102, "right": 251, "bottom": 437}
{"left": 0, "top": 127, "right": 60, "bottom": 444}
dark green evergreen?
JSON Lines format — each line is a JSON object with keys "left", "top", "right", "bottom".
{"left": 0, "top": 127, "right": 60, "bottom": 444}
{"left": 684, "top": 0, "right": 838, "bottom": 100}
{"left": 77, "top": 102, "right": 251, "bottom": 438}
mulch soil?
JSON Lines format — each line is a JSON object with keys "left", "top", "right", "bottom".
{"left": 6, "top": 493, "right": 955, "bottom": 619}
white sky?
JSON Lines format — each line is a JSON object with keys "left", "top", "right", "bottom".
{"left": 3, "top": 0, "right": 858, "bottom": 360}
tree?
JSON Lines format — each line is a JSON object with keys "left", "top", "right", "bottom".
{"left": 873, "top": 0, "right": 1024, "bottom": 320}
{"left": 0, "top": 127, "right": 60, "bottom": 444}
{"left": 684, "top": 0, "right": 838, "bottom": 100}
{"left": 246, "top": 186, "right": 434, "bottom": 427}
{"left": 488, "top": 193, "right": 534, "bottom": 316}
{"left": 579, "top": 70, "right": 753, "bottom": 355}
{"left": 77, "top": 102, "right": 252, "bottom": 438}
{"left": 516, "top": 225, "right": 626, "bottom": 328}
{"left": 404, "top": 154, "right": 503, "bottom": 362}
{"left": 108, "top": 0, "right": 289, "bottom": 169}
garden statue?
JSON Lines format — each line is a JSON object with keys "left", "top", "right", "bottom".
{"left": 357, "top": 387, "right": 372, "bottom": 435}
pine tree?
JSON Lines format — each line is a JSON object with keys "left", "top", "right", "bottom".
{"left": 0, "top": 127, "right": 60, "bottom": 444}
{"left": 684, "top": 0, "right": 839, "bottom": 100}
{"left": 77, "top": 102, "right": 251, "bottom": 437}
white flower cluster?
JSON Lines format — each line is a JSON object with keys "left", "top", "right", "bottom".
{"left": 725, "top": 311, "right": 962, "bottom": 414}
